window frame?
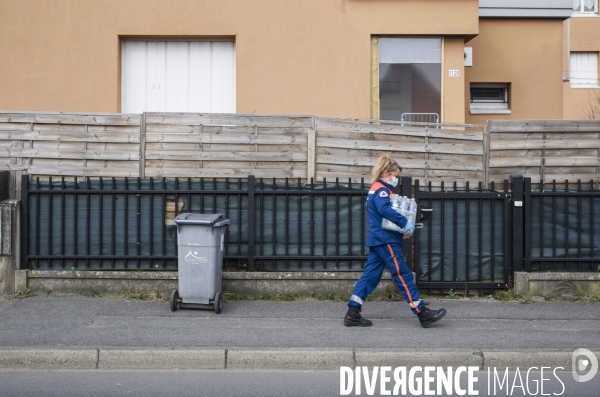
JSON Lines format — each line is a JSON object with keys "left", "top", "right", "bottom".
{"left": 469, "top": 83, "right": 511, "bottom": 115}
{"left": 120, "top": 38, "right": 236, "bottom": 114}
{"left": 375, "top": 37, "right": 442, "bottom": 122}
{"left": 572, "top": 0, "right": 598, "bottom": 15}
{"left": 570, "top": 52, "right": 599, "bottom": 88}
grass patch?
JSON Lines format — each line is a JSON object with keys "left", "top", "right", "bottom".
{"left": 119, "top": 290, "right": 168, "bottom": 302}
{"left": 520, "top": 295, "right": 534, "bottom": 304}
{"left": 318, "top": 293, "right": 352, "bottom": 302}
{"left": 492, "top": 289, "right": 518, "bottom": 302}
{"left": 379, "top": 285, "right": 401, "bottom": 302}
{"left": 550, "top": 280, "right": 600, "bottom": 302}
{"left": 544, "top": 292, "right": 559, "bottom": 301}
{"left": 84, "top": 287, "right": 108, "bottom": 298}
{"left": 255, "top": 293, "right": 303, "bottom": 301}
{"left": 222, "top": 292, "right": 251, "bottom": 302}
{"left": 13, "top": 285, "right": 33, "bottom": 299}
{"left": 223, "top": 292, "right": 352, "bottom": 302}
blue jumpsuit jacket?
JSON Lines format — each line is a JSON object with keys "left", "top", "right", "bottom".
{"left": 348, "top": 179, "right": 424, "bottom": 314}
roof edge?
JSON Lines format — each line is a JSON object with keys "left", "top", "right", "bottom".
{"left": 479, "top": 0, "right": 573, "bottom": 20}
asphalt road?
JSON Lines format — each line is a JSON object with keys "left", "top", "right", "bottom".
{"left": 1, "top": 370, "right": 599, "bottom": 397}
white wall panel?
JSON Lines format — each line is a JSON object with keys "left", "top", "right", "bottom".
{"left": 190, "top": 42, "right": 211, "bottom": 111}
{"left": 122, "top": 40, "right": 235, "bottom": 113}
{"left": 121, "top": 41, "right": 147, "bottom": 114}
{"left": 222, "top": 42, "right": 236, "bottom": 113}
{"left": 146, "top": 42, "right": 158, "bottom": 111}
{"left": 212, "top": 42, "right": 226, "bottom": 113}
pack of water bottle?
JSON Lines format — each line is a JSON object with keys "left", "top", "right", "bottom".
{"left": 382, "top": 196, "right": 417, "bottom": 233}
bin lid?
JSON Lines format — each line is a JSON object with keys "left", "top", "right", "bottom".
{"left": 173, "top": 213, "right": 229, "bottom": 226}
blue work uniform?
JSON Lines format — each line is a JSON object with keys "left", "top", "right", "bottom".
{"left": 347, "top": 179, "right": 424, "bottom": 315}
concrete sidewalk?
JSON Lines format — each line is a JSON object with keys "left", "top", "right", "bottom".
{"left": 0, "top": 296, "right": 598, "bottom": 370}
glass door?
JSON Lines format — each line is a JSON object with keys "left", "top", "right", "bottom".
{"left": 378, "top": 38, "right": 441, "bottom": 122}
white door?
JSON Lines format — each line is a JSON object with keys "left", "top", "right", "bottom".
{"left": 121, "top": 40, "right": 236, "bottom": 113}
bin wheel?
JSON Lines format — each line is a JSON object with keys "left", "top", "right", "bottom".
{"left": 214, "top": 292, "right": 222, "bottom": 314}
{"left": 170, "top": 290, "right": 179, "bottom": 312}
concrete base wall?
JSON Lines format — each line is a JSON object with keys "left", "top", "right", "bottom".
{"left": 0, "top": 262, "right": 14, "bottom": 295}
{"left": 17, "top": 270, "right": 408, "bottom": 298}
{"left": 514, "top": 272, "right": 600, "bottom": 297}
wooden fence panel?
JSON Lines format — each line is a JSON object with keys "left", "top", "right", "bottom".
{"left": 315, "top": 117, "right": 486, "bottom": 186}
{"left": 0, "top": 112, "right": 141, "bottom": 197}
{"left": 144, "top": 113, "right": 310, "bottom": 179}
{"left": 488, "top": 120, "right": 600, "bottom": 184}
{"left": 145, "top": 113, "right": 313, "bottom": 128}
{"left": 2, "top": 112, "right": 600, "bottom": 192}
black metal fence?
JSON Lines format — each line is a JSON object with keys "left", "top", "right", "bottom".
{"left": 414, "top": 180, "right": 510, "bottom": 292}
{"left": 21, "top": 174, "right": 600, "bottom": 288}
{"left": 513, "top": 176, "right": 600, "bottom": 273}
{"left": 0, "top": 171, "right": 9, "bottom": 202}
{"left": 21, "top": 175, "right": 414, "bottom": 272}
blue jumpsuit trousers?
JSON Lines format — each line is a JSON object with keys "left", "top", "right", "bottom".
{"left": 348, "top": 242, "right": 424, "bottom": 315}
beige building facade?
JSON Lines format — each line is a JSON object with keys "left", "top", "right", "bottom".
{"left": 1, "top": 0, "right": 594, "bottom": 123}
{"left": 563, "top": 7, "right": 600, "bottom": 119}
{"left": 465, "top": 18, "right": 566, "bottom": 124}
{"left": 0, "top": 0, "right": 478, "bottom": 122}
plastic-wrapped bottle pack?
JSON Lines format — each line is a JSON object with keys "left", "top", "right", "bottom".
{"left": 382, "top": 196, "right": 417, "bottom": 233}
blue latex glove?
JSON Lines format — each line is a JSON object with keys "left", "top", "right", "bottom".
{"left": 403, "top": 221, "right": 415, "bottom": 235}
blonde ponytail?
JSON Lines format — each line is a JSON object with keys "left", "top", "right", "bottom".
{"left": 370, "top": 154, "right": 402, "bottom": 183}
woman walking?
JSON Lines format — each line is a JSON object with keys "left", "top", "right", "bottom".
{"left": 344, "top": 154, "right": 446, "bottom": 328}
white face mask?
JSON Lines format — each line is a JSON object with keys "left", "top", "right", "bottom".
{"left": 389, "top": 176, "right": 398, "bottom": 187}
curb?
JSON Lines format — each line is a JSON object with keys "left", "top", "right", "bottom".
{"left": 0, "top": 348, "right": 594, "bottom": 371}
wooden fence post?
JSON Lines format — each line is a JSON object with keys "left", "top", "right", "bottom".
{"left": 370, "top": 37, "right": 380, "bottom": 120}
{"left": 139, "top": 112, "right": 146, "bottom": 178}
{"left": 307, "top": 117, "right": 317, "bottom": 182}
{"left": 484, "top": 121, "right": 491, "bottom": 189}
{"left": 541, "top": 132, "right": 546, "bottom": 183}
{"left": 9, "top": 139, "right": 23, "bottom": 200}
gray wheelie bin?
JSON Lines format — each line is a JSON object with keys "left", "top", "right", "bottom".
{"left": 170, "top": 213, "right": 229, "bottom": 313}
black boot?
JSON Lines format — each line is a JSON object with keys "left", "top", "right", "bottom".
{"left": 344, "top": 307, "right": 373, "bottom": 327}
{"left": 417, "top": 306, "right": 446, "bottom": 328}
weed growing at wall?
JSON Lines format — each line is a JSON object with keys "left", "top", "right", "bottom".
{"left": 492, "top": 289, "right": 518, "bottom": 302}
{"left": 13, "top": 285, "right": 32, "bottom": 299}
{"left": 120, "top": 291, "right": 168, "bottom": 302}
{"left": 550, "top": 280, "right": 600, "bottom": 302}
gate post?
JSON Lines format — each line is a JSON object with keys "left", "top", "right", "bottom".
{"left": 400, "top": 176, "right": 413, "bottom": 269}
{"left": 247, "top": 175, "right": 255, "bottom": 272}
{"left": 20, "top": 174, "right": 28, "bottom": 271}
{"left": 511, "top": 175, "right": 524, "bottom": 272}
{"left": 523, "top": 177, "right": 532, "bottom": 272}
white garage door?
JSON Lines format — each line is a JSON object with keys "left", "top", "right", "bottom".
{"left": 121, "top": 40, "right": 236, "bottom": 113}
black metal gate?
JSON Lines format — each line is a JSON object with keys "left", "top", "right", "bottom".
{"left": 512, "top": 176, "right": 600, "bottom": 273}
{"left": 414, "top": 180, "right": 510, "bottom": 292}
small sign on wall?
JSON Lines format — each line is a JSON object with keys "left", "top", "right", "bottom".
{"left": 464, "top": 46, "right": 473, "bottom": 67}
{"left": 449, "top": 70, "right": 460, "bottom": 77}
